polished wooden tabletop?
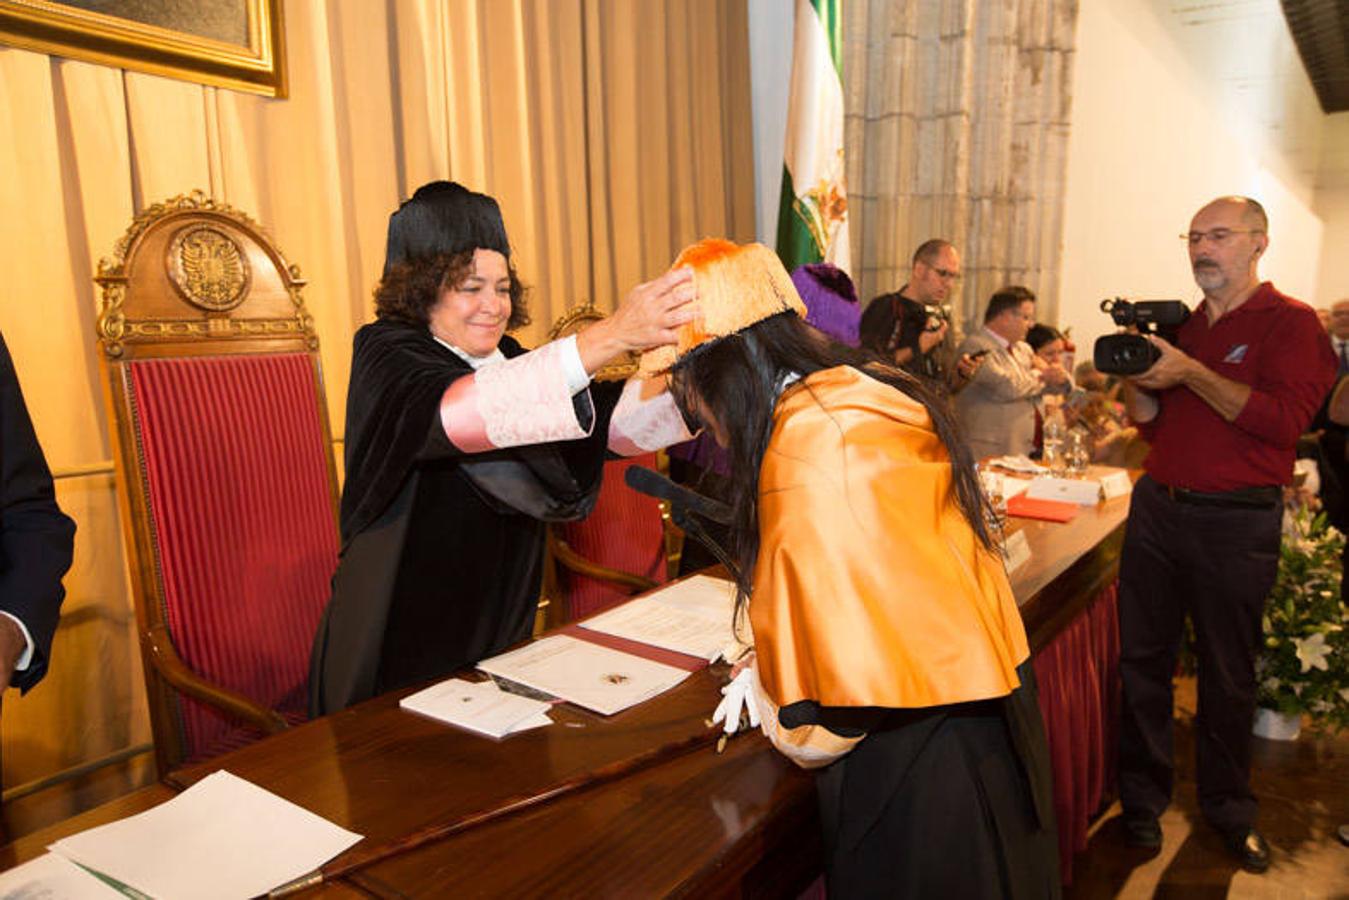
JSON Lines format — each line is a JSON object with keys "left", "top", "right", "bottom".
{"left": 1, "top": 480, "right": 1131, "bottom": 896}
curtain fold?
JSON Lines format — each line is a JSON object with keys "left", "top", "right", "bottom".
{"left": 0, "top": 0, "right": 751, "bottom": 836}
{"left": 844, "top": 0, "right": 1078, "bottom": 327}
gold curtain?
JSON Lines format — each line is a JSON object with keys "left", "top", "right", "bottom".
{"left": 0, "top": 0, "right": 752, "bottom": 836}
{"left": 843, "top": 0, "right": 1078, "bottom": 327}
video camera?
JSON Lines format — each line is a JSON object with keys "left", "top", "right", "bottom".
{"left": 1093, "top": 298, "right": 1190, "bottom": 375}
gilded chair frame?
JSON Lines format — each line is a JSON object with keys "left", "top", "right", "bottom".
{"left": 538, "top": 305, "right": 682, "bottom": 628}
{"left": 94, "top": 191, "right": 339, "bottom": 774}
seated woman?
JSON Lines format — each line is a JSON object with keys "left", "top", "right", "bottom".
{"left": 645, "top": 240, "right": 1059, "bottom": 898}
{"left": 1026, "top": 323, "right": 1069, "bottom": 372}
{"left": 310, "top": 181, "right": 695, "bottom": 714}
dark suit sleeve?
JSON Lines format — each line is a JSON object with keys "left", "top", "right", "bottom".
{"left": 0, "top": 334, "right": 75, "bottom": 692}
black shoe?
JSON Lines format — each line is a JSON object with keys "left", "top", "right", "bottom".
{"left": 1123, "top": 814, "right": 1162, "bottom": 849}
{"left": 1222, "top": 827, "right": 1270, "bottom": 873}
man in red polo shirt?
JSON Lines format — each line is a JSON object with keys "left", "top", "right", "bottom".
{"left": 1116, "top": 196, "right": 1336, "bottom": 871}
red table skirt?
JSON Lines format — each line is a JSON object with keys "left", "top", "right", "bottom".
{"left": 1033, "top": 581, "right": 1121, "bottom": 887}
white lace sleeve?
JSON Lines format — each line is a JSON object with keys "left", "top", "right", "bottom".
{"left": 608, "top": 377, "right": 693, "bottom": 456}
{"left": 438, "top": 340, "right": 594, "bottom": 452}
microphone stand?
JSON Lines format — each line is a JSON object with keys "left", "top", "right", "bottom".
{"left": 668, "top": 504, "right": 740, "bottom": 586}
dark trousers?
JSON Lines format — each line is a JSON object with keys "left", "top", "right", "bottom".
{"left": 1117, "top": 476, "right": 1282, "bottom": 832}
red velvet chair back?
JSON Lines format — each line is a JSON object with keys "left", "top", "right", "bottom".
{"left": 541, "top": 305, "right": 677, "bottom": 624}
{"left": 95, "top": 192, "right": 339, "bottom": 775}
{"left": 556, "top": 454, "right": 670, "bottom": 620}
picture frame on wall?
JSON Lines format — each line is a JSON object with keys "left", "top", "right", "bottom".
{"left": 0, "top": 0, "right": 286, "bottom": 98}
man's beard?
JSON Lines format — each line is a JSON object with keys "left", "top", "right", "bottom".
{"left": 1192, "top": 261, "right": 1225, "bottom": 292}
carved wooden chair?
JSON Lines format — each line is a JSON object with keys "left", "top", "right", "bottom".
{"left": 94, "top": 192, "right": 340, "bottom": 775}
{"left": 541, "top": 305, "right": 682, "bottom": 624}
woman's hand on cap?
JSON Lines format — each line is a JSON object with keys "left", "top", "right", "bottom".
{"left": 576, "top": 267, "right": 698, "bottom": 373}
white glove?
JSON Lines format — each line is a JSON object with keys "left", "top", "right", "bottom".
{"left": 711, "top": 666, "right": 760, "bottom": 735}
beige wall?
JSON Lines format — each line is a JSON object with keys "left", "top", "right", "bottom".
{"left": 1058, "top": 0, "right": 1335, "bottom": 351}
{"left": 0, "top": 0, "right": 752, "bottom": 837}
{"left": 1317, "top": 188, "right": 1349, "bottom": 306}
{"left": 1314, "top": 113, "right": 1349, "bottom": 308}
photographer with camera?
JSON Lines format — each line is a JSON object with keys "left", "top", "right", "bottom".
{"left": 952, "top": 286, "right": 1070, "bottom": 461}
{"left": 859, "top": 239, "right": 982, "bottom": 384}
{"left": 1115, "top": 196, "right": 1335, "bottom": 872}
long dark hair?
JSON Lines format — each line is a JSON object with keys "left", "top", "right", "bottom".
{"left": 670, "top": 312, "right": 993, "bottom": 615}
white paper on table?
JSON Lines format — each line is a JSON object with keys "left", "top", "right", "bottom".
{"left": 1098, "top": 469, "right": 1133, "bottom": 499}
{"left": 400, "top": 678, "right": 553, "bottom": 738}
{"left": 992, "top": 455, "right": 1047, "bottom": 475}
{"left": 1001, "top": 476, "right": 1033, "bottom": 499}
{"left": 579, "top": 574, "right": 736, "bottom": 661}
{"left": 1026, "top": 476, "right": 1102, "bottom": 506}
{"left": 49, "top": 770, "right": 362, "bottom": 900}
{"left": 477, "top": 634, "right": 691, "bottom": 716}
{"left": 0, "top": 852, "right": 129, "bottom": 899}
{"left": 1001, "top": 529, "right": 1033, "bottom": 572}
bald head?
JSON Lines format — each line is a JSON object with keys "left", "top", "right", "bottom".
{"left": 1187, "top": 196, "right": 1269, "bottom": 301}
{"left": 1196, "top": 196, "right": 1267, "bottom": 232}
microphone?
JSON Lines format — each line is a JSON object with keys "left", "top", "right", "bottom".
{"left": 624, "top": 466, "right": 733, "bottom": 526}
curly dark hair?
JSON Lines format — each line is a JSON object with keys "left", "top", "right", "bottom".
{"left": 373, "top": 249, "right": 530, "bottom": 330}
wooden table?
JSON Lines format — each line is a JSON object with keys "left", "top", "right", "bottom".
{"left": 1, "top": 486, "right": 1131, "bottom": 897}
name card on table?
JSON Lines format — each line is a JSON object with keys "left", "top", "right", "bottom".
{"left": 1001, "top": 529, "right": 1032, "bottom": 572}
{"left": 1099, "top": 469, "right": 1133, "bottom": 500}
{"left": 1026, "top": 476, "right": 1102, "bottom": 506}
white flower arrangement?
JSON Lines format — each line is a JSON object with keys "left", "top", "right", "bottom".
{"left": 1254, "top": 509, "right": 1349, "bottom": 732}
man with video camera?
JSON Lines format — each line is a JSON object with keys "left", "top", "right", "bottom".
{"left": 1116, "top": 196, "right": 1335, "bottom": 872}
{"left": 859, "top": 239, "right": 981, "bottom": 384}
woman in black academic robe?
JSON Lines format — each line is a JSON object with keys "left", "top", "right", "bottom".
{"left": 309, "top": 182, "right": 694, "bottom": 714}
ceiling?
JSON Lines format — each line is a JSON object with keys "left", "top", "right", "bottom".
{"left": 1281, "top": 0, "right": 1349, "bottom": 114}
{"left": 1166, "top": 1, "right": 1349, "bottom": 192}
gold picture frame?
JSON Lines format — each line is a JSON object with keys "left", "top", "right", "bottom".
{"left": 0, "top": 0, "right": 286, "bottom": 98}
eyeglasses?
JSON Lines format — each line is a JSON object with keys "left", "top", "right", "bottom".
{"left": 922, "top": 264, "right": 961, "bottom": 281}
{"left": 1180, "top": 228, "right": 1264, "bottom": 246}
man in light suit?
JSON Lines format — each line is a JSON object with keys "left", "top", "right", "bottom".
{"left": 0, "top": 332, "right": 75, "bottom": 704}
{"left": 1329, "top": 298, "right": 1349, "bottom": 377}
{"left": 953, "top": 287, "right": 1069, "bottom": 460}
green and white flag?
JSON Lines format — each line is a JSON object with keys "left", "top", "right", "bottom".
{"left": 775, "top": 0, "right": 849, "bottom": 275}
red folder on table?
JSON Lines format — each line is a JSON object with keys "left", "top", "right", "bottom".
{"left": 1006, "top": 494, "right": 1078, "bottom": 523}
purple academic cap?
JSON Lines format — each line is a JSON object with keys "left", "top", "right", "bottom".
{"left": 790, "top": 263, "right": 861, "bottom": 347}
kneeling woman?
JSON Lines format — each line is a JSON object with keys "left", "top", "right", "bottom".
{"left": 648, "top": 240, "right": 1059, "bottom": 898}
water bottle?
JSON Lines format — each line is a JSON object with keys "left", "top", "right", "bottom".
{"left": 1065, "top": 426, "right": 1090, "bottom": 477}
{"left": 1042, "top": 406, "right": 1066, "bottom": 477}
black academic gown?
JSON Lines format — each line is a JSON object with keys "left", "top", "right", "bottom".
{"left": 309, "top": 320, "right": 621, "bottom": 715}
{"left": 0, "top": 333, "right": 75, "bottom": 692}
{"left": 809, "top": 660, "right": 1060, "bottom": 899}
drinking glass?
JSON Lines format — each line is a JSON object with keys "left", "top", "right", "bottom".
{"left": 1065, "top": 428, "right": 1089, "bottom": 477}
